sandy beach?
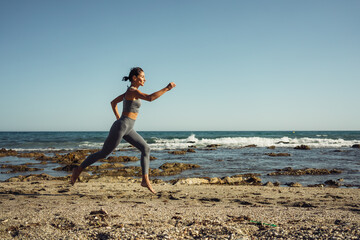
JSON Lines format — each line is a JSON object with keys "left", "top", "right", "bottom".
{"left": 0, "top": 175, "right": 359, "bottom": 239}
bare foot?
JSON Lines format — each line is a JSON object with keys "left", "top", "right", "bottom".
{"left": 141, "top": 175, "right": 156, "bottom": 194}
{"left": 70, "top": 166, "right": 82, "bottom": 185}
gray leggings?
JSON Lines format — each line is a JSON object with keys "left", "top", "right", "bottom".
{"left": 80, "top": 116, "right": 150, "bottom": 175}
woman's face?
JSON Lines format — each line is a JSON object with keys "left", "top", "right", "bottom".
{"left": 133, "top": 71, "right": 146, "bottom": 87}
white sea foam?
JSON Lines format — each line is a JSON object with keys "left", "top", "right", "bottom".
{"left": 147, "top": 134, "right": 358, "bottom": 150}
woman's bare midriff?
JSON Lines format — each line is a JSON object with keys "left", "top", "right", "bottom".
{"left": 122, "top": 112, "right": 138, "bottom": 120}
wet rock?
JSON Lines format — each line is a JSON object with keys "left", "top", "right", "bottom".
{"left": 0, "top": 148, "right": 17, "bottom": 157}
{"left": 244, "top": 176, "right": 262, "bottom": 185}
{"left": 287, "top": 182, "right": 302, "bottom": 187}
{"left": 150, "top": 156, "right": 157, "bottom": 160}
{"left": 273, "top": 181, "right": 281, "bottom": 186}
{"left": 245, "top": 144, "right": 257, "bottom": 148}
{"left": 187, "top": 148, "right": 196, "bottom": 153}
{"left": 294, "top": 145, "right": 311, "bottom": 150}
{"left": 308, "top": 184, "right": 325, "bottom": 187}
{"left": 209, "top": 177, "right": 222, "bottom": 184}
{"left": 265, "top": 153, "right": 291, "bottom": 157}
{"left": 351, "top": 144, "right": 360, "bottom": 148}
{"left": 206, "top": 144, "right": 221, "bottom": 148}
{"left": 1, "top": 164, "right": 43, "bottom": 173}
{"left": 101, "top": 156, "right": 139, "bottom": 162}
{"left": 324, "top": 180, "right": 341, "bottom": 187}
{"left": 52, "top": 150, "right": 90, "bottom": 165}
{"left": 267, "top": 146, "right": 276, "bottom": 149}
{"left": 268, "top": 167, "right": 342, "bottom": 176}
{"left": 159, "top": 162, "right": 200, "bottom": 175}
{"left": 97, "top": 166, "right": 141, "bottom": 177}
{"left": 222, "top": 176, "right": 243, "bottom": 185}
{"left": 87, "top": 163, "right": 124, "bottom": 172}
{"left": 53, "top": 164, "right": 79, "bottom": 172}
{"left": 168, "top": 150, "right": 187, "bottom": 155}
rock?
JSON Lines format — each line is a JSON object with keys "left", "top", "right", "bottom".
{"left": 102, "top": 156, "right": 139, "bottom": 162}
{"left": 1, "top": 164, "right": 43, "bottom": 173}
{"left": 287, "top": 182, "right": 302, "bottom": 187}
{"left": 0, "top": 148, "right": 17, "bottom": 157}
{"left": 244, "top": 176, "right": 262, "bottom": 185}
{"left": 186, "top": 148, "right": 196, "bottom": 153}
{"left": 324, "top": 180, "right": 341, "bottom": 187}
{"left": 173, "top": 178, "right": 209, "bottom": 185}
{"left": 53, "top": 164, "right": 79, "bottom": 172}
{"left": 265, "top": 153, "right": 291, "bottom": 157}
{"left": 168, "top": 151, "right": 187, "bottom": 155}
{"left": 5, "top": 173, "right": 57, "bottom": 182}
{"left": 351, "top": 144, "right": 360, "bottom": 148}
{"left": 245, "top": 144, "right": 257, "bottom": 148}
{"left": 209, "top": 177, "right": 222, "bottom": 184}
{"left": 17, "top": 152, "right": 47, "bottom": 159}
{"left": 267, "top": 146, "right": 276, "bottom": 149}
{"left": 263, "top": 181, "right": 274, "bottom": 187}
{"left": 52, "top": 150, "right": 90, "bottom": 165}
{"left": 87, "top": 163, "right": 124, "bottom": 171}
{"left": 268, "top": 168, "right": 342, "bottom": 176}
{"left": 222, "top": 176, "right": 243, "bottom": 185}
{"left": 273, "top": 181, "right": 281, "bottom": 186}
{"left": 159, "top": 163, "right": 200, "bottom": 175}
{"left": 294, "top": 145, "right": 311, "bottom": 150}
{"left": 206, "top": 144, "right": 221, "bottom": 148}
{"left": 150, "top": 156, "right": 157, "bottom": 160}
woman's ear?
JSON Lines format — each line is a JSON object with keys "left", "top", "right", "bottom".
{"left": 132, "top": 75, "right": 137, "bottom": 82}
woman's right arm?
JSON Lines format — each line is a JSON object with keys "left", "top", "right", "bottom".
{"left": 134, "top": 82, "right": 176, "bottom": 102}
{"left": 110, "top": 94, "right": 125, "bottom": 119}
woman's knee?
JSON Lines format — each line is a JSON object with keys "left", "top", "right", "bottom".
{"left": 142, "top": 144, "right": 150, "bottom": 156}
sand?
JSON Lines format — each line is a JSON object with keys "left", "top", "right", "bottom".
{"left": 0, "top": 176, "right": 359, "bottom": 239}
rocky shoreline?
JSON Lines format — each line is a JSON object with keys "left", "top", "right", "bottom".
{"left": 1, "top": 147, "right": 356, "bottom": 188}
{"left": 1, "top": 148, "right": 360, "bottom": 239}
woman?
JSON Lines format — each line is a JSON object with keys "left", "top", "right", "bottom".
{"left": 71, "top": 67, "right": 176, "bottom": 194}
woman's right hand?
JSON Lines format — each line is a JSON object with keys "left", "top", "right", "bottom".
{"left": 166, "top": 82, "right": 176, "bottom": 90}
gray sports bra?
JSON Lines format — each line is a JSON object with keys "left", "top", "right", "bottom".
{"left": 123, "top": 89, "right": 141, "bottom": 113}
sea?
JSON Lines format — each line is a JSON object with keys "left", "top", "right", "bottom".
{"left": 1, "top": 131, "right": 359, "bottom": 187}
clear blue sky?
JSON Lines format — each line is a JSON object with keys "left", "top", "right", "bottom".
{"left": 0, "top": 0, "right": 359, "bottom": 131}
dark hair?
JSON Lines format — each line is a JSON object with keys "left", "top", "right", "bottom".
{"left": 122, "top": 67, "right": 144, "bottom": 82}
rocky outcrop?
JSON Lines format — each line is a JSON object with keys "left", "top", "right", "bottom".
{"left": 100, "top": 156, "right": 138, "bottom": 163}
{"left": 268, "top": 167, "right": 342, "bottom": 176}
{"left": 0, "top": 148, "right": 17, "bottom": 157}
{"left": 159, "top": 163, "right": 200, "bottom": 175}
{"left": 294, "top": 145, "right": 311, "bottom": 150}
{"left": 1, "top": 164, "right": 43, "bottom": 173}
{"left": 351, "top": 144, "right": 360, "bottom": 148}
{"left": 168, "top": 151, "right": 187, "bottom": 155}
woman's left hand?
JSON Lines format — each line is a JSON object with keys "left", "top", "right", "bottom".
{"left": 166, "top": 82, "right": 176, "bottom": 90}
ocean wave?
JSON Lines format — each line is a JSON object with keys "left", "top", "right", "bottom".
{"left": 147, "top": 134, "right": 358, "bottom": 150}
